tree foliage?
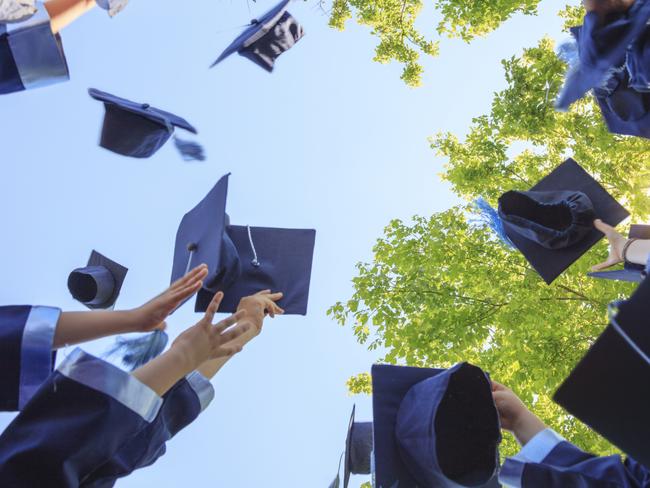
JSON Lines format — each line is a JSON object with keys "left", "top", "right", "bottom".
{"left": 329, "top": 36, "right": 650, "bottom": 460}
{"left": 328, "top": 0, "right": 543, "bottom": 86}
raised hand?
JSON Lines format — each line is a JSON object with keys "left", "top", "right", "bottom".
{"left": 131, "top": 264, "right": 209, "bottom": 333}
{"left": 237, "top": 290, "right": 284, "bottom": 333}
{"left": 492, "top": 381, "right": 546, "bottom": 446}
{"left": 592, "top": 219, "right": 627, "bottom": 271}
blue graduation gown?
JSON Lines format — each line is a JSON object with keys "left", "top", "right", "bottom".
{"left": 0, "top": 305, "right": 60, "bottom": 412}
{"left": 0, "top": 348, "right": 163, "bottom": 488}
{"left": 0, "top": 1, "right": 69, "bottom": 95}
{"left": 84, "top": 371, "right": 214, "bottom": 487}
{"left": 499, "top": 429, "right": 650, "bottom": 487}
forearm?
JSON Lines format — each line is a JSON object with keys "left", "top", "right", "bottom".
{"left": 625, "top": 239, "right": 650, "bottom": 266}
{"left": 513, "top": 410, "right": 547, "bottom": 447}
{"left": 52, "top": 310, "right": 138, "bottom": 349}
{"left": 132, "top": 348, "right": 195, "bottom": 397}
{"left": 45, "top": 0, "right": 96, "bottom": 34}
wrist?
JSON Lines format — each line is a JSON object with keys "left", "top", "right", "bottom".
{"left": 168, "top": 341, "right": 202, "bottom": 374}
{"left": 512, "top": 410, "right": 547, "bottom": 447}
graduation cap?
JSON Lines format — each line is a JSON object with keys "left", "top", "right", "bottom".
{"left": 210, "top": 0, "right": 304, "bottom": 72}
{"left": 330, "top": 406, "right": 373, "bottom": 488}
{"left": 171, "top": 174, "right": 316, "bottom": 314}
{"left": 372, "top": 363, "right": 501, "bottom": 488}
{"left": 556, "top": 0, "right": 650, "bottom": 111}
{"left": 88, "top": 88, "right": 205, "bottom": 161}
{"left": 68, "top": 250, "right": 128, "bottom": 309}
{"left": 496, "top": 158, "right": 629, "bottom": 284}
{"left": 0, "top": 0, "right": 37, "bottom": 23}
{"left": 95, "top": 0, "right": 129, "bottom": 17}
{"left": 588, "top": 224, "right": 650, "bottom": 282}
{"left": 554, "top": 278, "right": 650, "bottom": 469}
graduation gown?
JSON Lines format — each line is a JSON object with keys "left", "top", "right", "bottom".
{"left": 0, "top": 1, "right": 69, "bottom": 95}
{"left": 0, "top": 305, "right": 61, "bottom": 412}
{"left": 499, "top": 429, "right": 650, "bottom": 487}
{"left": 0, "top": 347, "right": 163, "bottom": 488}
{"left": 84, "top": 371, "right": 215, "bottom": 487}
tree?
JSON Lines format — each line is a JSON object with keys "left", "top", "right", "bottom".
{"left": 329, "top": 32, "right": 650, "bottom": 459}
{"left": 328, "top": 0, "right": 543, "bottom": 86}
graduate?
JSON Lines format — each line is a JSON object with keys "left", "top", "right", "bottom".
{"left": 590, "top": 219, "right": 650, "bottom": 272}
{"left": 83, "top": 289, "right": 284, "bottom": 487}
{"left": 0, "top": 282, "right": 254, "bottom": 487}
{"left": 492, "top": 381, "right": 650, "bottom": 487}
{"left": 0, "top": 263, "right": 209, "bottom": 412}
{"left": 0, "top": 0, "right": 127, "bottom": 96}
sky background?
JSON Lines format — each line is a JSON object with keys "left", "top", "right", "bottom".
{"left": 0, "top": 1, "right": 566, "bottom": 486}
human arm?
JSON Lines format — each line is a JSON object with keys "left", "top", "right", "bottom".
{"left": 591, "top": 219, "right": 650, "bottom": 271}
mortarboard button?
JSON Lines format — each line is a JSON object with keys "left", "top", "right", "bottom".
{"left": 68, "top": 250, "right": 128, "bottom": 310}
{"left": 88, "top": 88, "right": 205, "bottom": 161}
{"left": 496, "top": 158, "right": 629, "bottom": 284}
{"left": 210, "top": 0, "right": 304, "bottom": 72}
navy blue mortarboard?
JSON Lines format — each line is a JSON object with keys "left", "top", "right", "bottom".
{"left": 497, "top": 158, "right": 629, "bottom": 284}
{"left": 88, "top": 88, "right": 205, "bottom": 161}
{"left": 210, "top": 0, "right": 304, "bottom": 72}
{"left": 372, "top": 363, "right": 501, "bottom": 488}
{"left": 68, "top": 250, "right": 128, "bottom": 309}
{"left": 556, "top": 0, "right": 650, "bottom": 111}
{"left": 588, "top": 224, "right": 650, "bottom": 282}
{"left": 554, "top": 278, "right": 650, "bottom": 469}
{"left": 172, "top": 174, "right": 316, "bottom": 314}
{"left": 329, "top": 406, "right": 373, "bottom": 488}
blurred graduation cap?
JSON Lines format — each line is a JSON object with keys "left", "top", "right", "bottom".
{"left": 171, "top": 173, "right": 316, "bottom": 314}
{"left": 496, "top": 158, "right": 629, "bottom": 284}
{"left": 554, "top": 277, "right": 650, "bottom": 469}
{"left": 372, "top": 363, "right": 501, "bottom": 488}
{"left": 68, "top": 250, "right": 127, "bottom": 310}
{"left": 95, "top": 0, "right": 129, "bottom": 17}
{"left": 556, "top": 0, "right": 650, "bottom": 111}
{"left": 330, "top": 405, "right": 373, "bottom": 488}
{"left": 0, "top": 0, "right": 37, "bottom": 23}
{"left": 88, "top": 88, "right": 205, "bottom": 161}
{"left": 588, "top": 224, "right": 650, "bottom": 282}
{"left": 210, "top": 0, "right": 304, "bottom": 72}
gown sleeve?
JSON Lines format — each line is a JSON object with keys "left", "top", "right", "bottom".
{"left": 82, "top": 371, "right": 215, "bottom": 488}
{"left": 0, "top": 348, "right": 163, "bottom": 488}
{"left": 0, "top": 305, "right": 61, "bottom": 411}
{"left": 0, "top": 1, "right": 69, "bottom": 96}
{"left": 499, "top": 428, "right": 650, "bottom": 487}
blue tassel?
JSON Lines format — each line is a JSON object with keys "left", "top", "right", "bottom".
{"left": 174, "top": 136, "right": 206, "bottom": 162}
{"left": 471, "top": 197, "right": 514, "bottom": 248}
{"left": 105, "top": 330, "right": 169, "bottom": 370}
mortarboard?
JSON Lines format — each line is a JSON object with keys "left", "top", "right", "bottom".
{"left": 329, "top": 405, "right": 373, "bottom": 488}
{"left": 68, "top": 250, "right": 128, "bottom": 309}
{"left": 88, "top": 88, "right": 205, "bottom": 161}
{"left": 497, "top": 158, "right": 629, "bottom": 285}
{"left": 556, "top": 0, "right": 650, "bottom": 111}
{"left": 210, "top": 0, "right": 304, "bottom": 72}
{"left": 95, "top": 0, "right": 129, "bottom": 17}
{"left": 554, "top": 278, "right": 650, "bottom": 469}
{"left": 372, "top": 363, "right": 501, "bottom": 488}
{"left": 0, "top": 0, "right": 37, "bottom": 24}
{"left": 171, "top": 174, "right": 316, "bottom": 314}
{"left": 588, "top": 224, "right": 650, "bottom": 282}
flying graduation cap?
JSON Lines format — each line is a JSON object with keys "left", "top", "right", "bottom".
{"left": 0, "top": 0, "right": 37, "bottom": 23}
{"left": 171, "top": 174, "right": 316, "bottom": 314}
{"left": 329, "top": 406, "right": 373, "bottom": 488}
{"left": 95, "top": 0, "right": 129, "bottom": 17}
{"left": 372, "top": 363, "right": 502, "bottom": 488}
{"left": 554, "top": 278, "right": 650, "bottom": 469}
{"left": 88, "top": 88, "right": 205, "bottom": 161}
{"left": 68, "top": 250, "right": 128, "bottom": 310}
{"left": 210, "top": 0, "right": 304, "bottom": 72}
{"left": 556, "top": 0, "right": 650, "bottom": 111}
{"left": 495, "top": 158, "right": 629, "bottom": 284}
{"left": 588, "top": 224, "right": 650, "bottom": 283}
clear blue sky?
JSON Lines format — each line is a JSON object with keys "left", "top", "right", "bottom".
{"left": 0, "top": 1, "right": 566, "bottom": 486}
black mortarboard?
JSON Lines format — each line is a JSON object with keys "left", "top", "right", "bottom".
{"left": 210, "top": 0, "right": 304, "bottom": 72}
{"left": 588, "top": 224, "right": 650, "bottom": 282}
{"left": 554, "top": 278, "right": 650, "bottom": 469}
{"left": 556, "top": 0, "right": 650, "bottom": 111}
{"left": 171, "top": 174, "right": 316, "bottom": 314}
{"left": 497, "top": 158, "right": 629, "bottom": 284}
{"left": 88, "top": 88, "right": 204, "bottom": 160}
{"left": 68, "top": 250, "right": 128, "bottom": 309}
{"left": 372, "top": 363, "right": 501, "bottom": 488}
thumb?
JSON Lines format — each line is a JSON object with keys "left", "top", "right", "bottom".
{"left": 594, "top": 219, "right": 615, "bottom": 237}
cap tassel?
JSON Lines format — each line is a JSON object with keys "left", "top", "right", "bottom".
{"left": 174, "top": 136, "right": 206, "bottom": 162}
{"left": 105, "top": 330, "right": 169, "bottom": 370}
{"left": 471, "top": 197, "right": 514, "bottom": 248}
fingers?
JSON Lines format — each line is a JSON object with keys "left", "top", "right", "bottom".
{"left": 218, "top": 320, "right": 252, "bottom": 343}
{"left": 212, "top": 309, "right": 246, "bottom": 334}
{"left": 591, "top": 258, "right": 619, "bottom": 272}
{"left": 202, "top": 292, "right": 225, "bottom": 326}
{"left": 170, "top": 264, "right": 208, "bottom": 291}
{"left": 214, "top": 343, "right": 244, "bottom": 359}
{"left": 170, "top": 279, "right": 204, "bottom": 303}
{"left": 491, "top": 380, "right": 506, "bottom": 392}
{"left": 594, "top": 219, "right": 616, "bottom": 238}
